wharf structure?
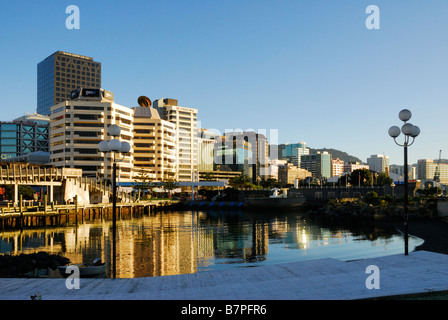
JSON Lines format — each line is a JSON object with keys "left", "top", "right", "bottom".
{"left": 0, "top": 161, "right": 179, "bottom": 229}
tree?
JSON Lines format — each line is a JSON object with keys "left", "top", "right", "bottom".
{"left": 202, "top": 172, "right": 216, "bottom": 181}
{"left": 376, "top": 171, "right": 393, "bottom": 186}
{"left": 163, "top": 170, "right": 178, "bottom": 197}
{"left": 365, "top": 191, "right": 379, "bottom": 205}
{"left": 132, "top": 169, "right": 154, "bottom": 199}
{"left": 19, "top": 185, "right": 36, "bottom": 200}
{"left": 260, "top": 178, "right": 280, "bottom": 189}
{"left": 228, "top": 174, "right": 250, "bottom": 189}
{"left": 350, "top": 169, "right": 373, "bottom": 186}
{"left": 163, "top": 180, "right": 178, "bottom": 197}
{"left": 338, "top": 174, "right": 351, "bottom": 186}
{"left": 1, "top": 185, "right": 36, "bottom": 201}
{"left": 201, "top": 172, "right": 217, "bottom": 191}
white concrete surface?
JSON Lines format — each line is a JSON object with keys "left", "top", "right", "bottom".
{"left": 0, "top": 250, "right": 447, "bottom": 300}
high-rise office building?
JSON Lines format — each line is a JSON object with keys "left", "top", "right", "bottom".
{"left": 301, "top": 151, "right": 332, "bottom": 179}
{"left": 154, "top": 98, "right": 198, "bottom": 182}
{"left": 37, "top": 51, "right": 101, "bottom": 116}
{"left": 49, "top": 88, "right": 133, "bottom": 182}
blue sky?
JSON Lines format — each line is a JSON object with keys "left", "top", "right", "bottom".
{"left": 1, "top": 0, "right": 448, "bottom": 165}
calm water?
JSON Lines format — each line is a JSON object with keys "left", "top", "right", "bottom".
{"left": 0, "top": 209, "right": 423, "bottom": 278}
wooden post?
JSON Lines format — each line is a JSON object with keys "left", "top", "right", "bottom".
{"left": 19, "top": 195, "right": 23, "bottom": 228}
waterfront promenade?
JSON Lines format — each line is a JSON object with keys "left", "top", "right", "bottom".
{"left": 0, "top": 250, "right": 447, "bottom": 300}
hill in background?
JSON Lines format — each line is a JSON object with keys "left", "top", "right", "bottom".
{"left": 309, "top": 148, "right": 363, "bottom": 164}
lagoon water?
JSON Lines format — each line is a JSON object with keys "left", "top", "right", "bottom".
{"left": 0, "top": 209, "right": 423, "bottom": 278}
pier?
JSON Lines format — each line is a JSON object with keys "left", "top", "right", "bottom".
{"left": 0, "top": 199, "right": 180, "bottom": 230}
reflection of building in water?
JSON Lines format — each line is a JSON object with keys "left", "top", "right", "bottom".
{"left": 195, "top": 228, "right": 215, "bottom": 268}
{"left": 120, "top": 213, "right": 213, "bottom": 278}
{"left": 251, "top": 222, "right": 269, "bottom": 258}
{"left": 0, "top": 211, "right": 411, "bottom": 278}
{"left": 211, "top": 219, "right": 270, "bottom": 261}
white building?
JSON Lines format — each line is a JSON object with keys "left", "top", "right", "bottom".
{"left": 331, "top": 158, "right": 345, "bottom": 177}
{"left": 154, "top": 98, "right": 198, "bottom": 182}
{"left": 344, "top": 162, "right": 369, "bottom": 173}
{"left": 132, "top": 99, "right": 177, "bottom": 182}
{"left": 49, "top": 88, "right": 134, "bottom": 182}
{"left": 367, "top": 154, "right": 389, "bottom": 173}
{"left": 267, "top": 159, "right": 288, "bottom": 180}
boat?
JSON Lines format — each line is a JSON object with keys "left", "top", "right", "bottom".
{"left": 58, "top": 258, "right": 106, "bottom": 278}
{"left": 244, "top": 188, "right": 306, "bottom": 208}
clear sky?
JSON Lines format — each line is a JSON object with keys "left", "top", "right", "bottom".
{"left": 1, "top": 0, "right": 447, "bottom": 165}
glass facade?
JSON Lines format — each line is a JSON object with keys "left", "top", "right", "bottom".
{"left": 0, "top": 122, "right": 49, "bottom": 161}
{"left": 301, "top": 152, "right": 332, "bottom": 179}
{"left": 37, "top": 55, "right": 55, "bottom": 116}
{"left": 0, "top": 123, "right": 19, "bottom": 160}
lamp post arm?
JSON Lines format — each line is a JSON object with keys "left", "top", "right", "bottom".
{"left": 407, "top": 137, "right": 416, "bottom": 147}
{"left": 115, "top": 153, "right": 128, "bottom": 163}
{"left": 393, "top": 138, "right": 404, "bottom": 147}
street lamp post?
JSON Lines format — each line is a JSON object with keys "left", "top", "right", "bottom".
{"left": 98, "top": 124, "right": 131, "bottom": 278}
{"left": 388, "top": 109, "right": 420, "bottom": 255}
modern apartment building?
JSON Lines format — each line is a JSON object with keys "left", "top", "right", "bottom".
{"left": 37, "top": 51, "right": 101, "bottom": 116}
{"left": 132, "top": 99, "right": 177, "bottom": 181}
{"left": 367, "top": 154, "right": 389, "bottom": 173}
{"left": 49, "top": 88, "right": 133, "bottom": 182}
{"left": 0, "top": 113, "right": 50, "bottom": 161}
{"left": 154, "top": 98, "right": 198, "bottom": 182}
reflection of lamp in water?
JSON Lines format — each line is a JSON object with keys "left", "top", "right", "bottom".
{"left": 98, "top": 124, "right": 131, "bottom": 279}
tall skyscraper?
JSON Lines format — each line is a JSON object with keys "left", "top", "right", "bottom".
{"left": 37, "top": 51, "right": 101, "bottom": 116}
{"left": 154, "top": 98, "right": 198, "bottom": 182}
